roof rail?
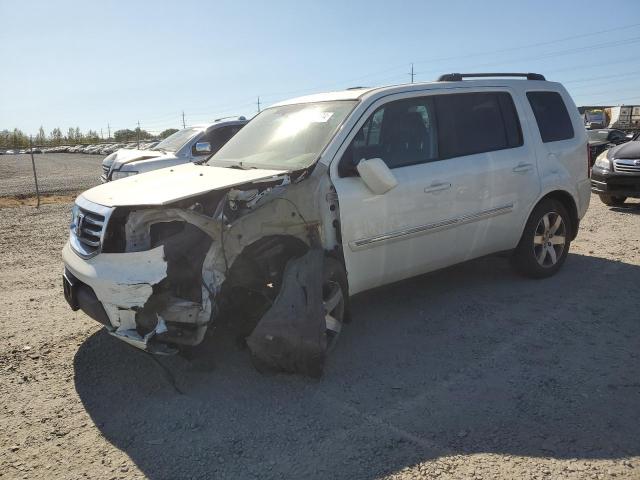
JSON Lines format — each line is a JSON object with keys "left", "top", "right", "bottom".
{"left": 437, "top": 72, "right": 546, "bottom": 82}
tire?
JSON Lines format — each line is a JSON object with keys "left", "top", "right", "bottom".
{"left": 598, "top": 194, "right": 626, "bottom": 206}
{"left": 322, "top": 257, "right": 350, "bottom": 351}
{"left": 512, "top": 199, "right": 572, "bottom": 279}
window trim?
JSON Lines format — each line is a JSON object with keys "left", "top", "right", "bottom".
{"left": 526, "top": 90, "right": 575, "bottom": 143}
{"left": 435, "top": 91, "right": 524, "bottom": 161}
{"left": 338, "top": 89, "right": 525, "bottom": 175}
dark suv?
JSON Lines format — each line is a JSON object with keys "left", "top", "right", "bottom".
{"left": 591, "top": 132, "right": 640, "bottom": 205}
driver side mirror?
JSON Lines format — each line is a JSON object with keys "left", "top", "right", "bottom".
{"left": 356, "top": 158, "right": 398, "bottom": 195}
{"left": 194, "top": 141, "right": 212, "bottom": 155}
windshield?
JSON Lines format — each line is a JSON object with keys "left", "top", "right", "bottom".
{"left": 153, "top": 127, "right": 201, "bottom": 152}
{"left": 207, "top": 100, "right": 357, "bottom": 170}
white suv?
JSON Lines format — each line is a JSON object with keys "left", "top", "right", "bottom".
{"left": 62, "top": 73, "right": 590, "bottom": 375}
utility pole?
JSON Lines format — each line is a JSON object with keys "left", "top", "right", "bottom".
{"left": 107, "top": 123, "right": 111, "bottom": 141}
{"left": 101, "top": 128, "right": 104, "bottom": 140}
{"left": 409, "top": 63, "right": 415, "bottom": 83}
{"left": 182, "top": 111, "right": 186, "bottom": 129}
{"left": 257, "top": 96, "right": 261, "bottom": 113}
{"left": 137, "top": 120, "right": 141, "bottom": 149}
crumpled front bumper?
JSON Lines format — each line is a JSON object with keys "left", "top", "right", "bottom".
{"left": 62, "top": 242, "right": 185, "bottom": 353}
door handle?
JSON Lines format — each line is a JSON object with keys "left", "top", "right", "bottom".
{"left": 424, "top": 182, "right": 451, "bottom": 193}
{"left": 512, "top": 163, "right": 534, "bottom": 173}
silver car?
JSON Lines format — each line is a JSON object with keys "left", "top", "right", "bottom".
{"left": 101, "top": 118, "right": 247, "bottom": 182}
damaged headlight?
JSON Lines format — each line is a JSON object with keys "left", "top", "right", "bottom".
{"left": 111, "top": 170, "right": 139, "bottom": 180}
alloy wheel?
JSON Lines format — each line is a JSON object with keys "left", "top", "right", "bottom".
{"left": 532, "top": 211, "right": 566, "bottom": 267}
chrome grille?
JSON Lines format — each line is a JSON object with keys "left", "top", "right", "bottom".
{"left": 613, "top": 159, "right": 640, "bottom": 173}
{"left": 69, "top": 197, "right": 114, "bottom": 258}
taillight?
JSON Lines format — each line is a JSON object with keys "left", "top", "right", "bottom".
{"left": 587, "top": 144, "right": 592, "bottom": 178}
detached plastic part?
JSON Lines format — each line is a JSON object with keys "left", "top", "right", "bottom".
{"left": 246, "top": 249, "right": 327, "bottom": 377}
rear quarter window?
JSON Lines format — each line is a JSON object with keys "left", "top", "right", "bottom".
{"left": 527, "top": 91, "right": 574, "bottom": 143}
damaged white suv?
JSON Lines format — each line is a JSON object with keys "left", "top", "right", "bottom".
{"left": 63, "top": 73, "right": 590, "bottom": 375}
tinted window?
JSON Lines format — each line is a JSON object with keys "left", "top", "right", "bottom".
{"left": 435, "top": 92, "right": 523, "bottom": 159}
{"left": 340, "top": 97, "right": 437, "bottom": 172}
{"left": 527, "top": 91, "right": 574, "bottom": 143}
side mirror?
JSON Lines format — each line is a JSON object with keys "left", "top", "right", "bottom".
{"left": 194, "top": 141, "right": 212, "bottom": 155}
{"left": 356, "top": 158, "right": 398, "bottom": 195}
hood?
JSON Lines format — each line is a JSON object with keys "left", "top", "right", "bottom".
{"left": 609, "top": 141, "right": 640, "bottom": 160}
{"left": 81, "top": 163, "right": 287, "bottom": 207}
{"left": 103, "top": 148, "right": 167, "bottom": 169}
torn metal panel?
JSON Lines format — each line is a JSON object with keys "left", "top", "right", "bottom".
{"left": 246, "top": 249, "right": 327, "bottom": 377}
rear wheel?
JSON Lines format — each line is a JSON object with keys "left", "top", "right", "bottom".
{"left": 598, "top": 194, "right": 626, "bottom": 206}
{"left": 512, "top": 199, "right": 572, "bottom": 279}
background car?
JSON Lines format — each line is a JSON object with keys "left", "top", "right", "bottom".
{"left": 101, "top": 117, "right": 248, "bottom": 182}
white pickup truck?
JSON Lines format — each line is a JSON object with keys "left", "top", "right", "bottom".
{"left": 101, "top": 117, "right": 247, "bottom": 182}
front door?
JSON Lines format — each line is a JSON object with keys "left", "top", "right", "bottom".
{"left": 331, "top": 89, "right": 539, "bottom": 295}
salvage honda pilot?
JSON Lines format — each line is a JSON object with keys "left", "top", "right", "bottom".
{"left": 63, "top": 73, "right": 590, "bottom": 375}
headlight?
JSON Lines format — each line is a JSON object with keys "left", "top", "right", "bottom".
{"left": 594, "top": 151, "right": 611, "bottom": 170}
{"left": 70, "top": 204, "right": 80, "bottom": 230}
{"left": 111, "top": 170, "right": 138, "bottom": 180}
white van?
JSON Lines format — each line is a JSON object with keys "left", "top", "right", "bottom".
{"left": 63, "top": 73, "right": 590, "bottom": 375}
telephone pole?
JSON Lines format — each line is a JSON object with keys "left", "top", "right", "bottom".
{"left": 409, "top": 63, "right": 415, "bottom": 83}
{"left": 257, "top": 96, "right": 261, "bottom": 113}
{"left": 182, "top": 111, "right": 186, "bottom": 128}
{"left": 100, "top": 128, "right": 103, "bottom": 140}
{"left": 107, "top": 123, "right": 111, "bottom": 141}
{"left": 137, "top": 120, "right": 141, "bottom": 148}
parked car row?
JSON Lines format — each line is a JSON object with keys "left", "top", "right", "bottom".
{"left": 0, "top": 141, "right": 160, "bottom": 156}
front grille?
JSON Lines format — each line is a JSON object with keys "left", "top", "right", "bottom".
{"left": 69, "top": 198, "right": 114, "bottom": 258}
{"left": 101, "top": 164, "right": 111, "bottom": 181}
{"left": 613, "top": 159, "right": 640, "bottom": 173}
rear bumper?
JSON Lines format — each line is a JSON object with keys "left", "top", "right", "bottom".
{"left": 591, "top": 167, "right": 640, "bottom": 198}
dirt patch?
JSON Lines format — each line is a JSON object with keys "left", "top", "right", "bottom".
{"left": 0, "top": 193, "right": 79, "bottom": 208}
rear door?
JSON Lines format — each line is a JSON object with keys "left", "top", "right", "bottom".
{"left": 432, "top": 90, "right": 540, "bottom": 258}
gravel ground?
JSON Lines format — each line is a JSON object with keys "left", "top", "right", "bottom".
{"left": 0, "top": 195, "right": 639, "bottom": 480}
{"left": 0, "top": 153, "right": 102, "bottom": 196}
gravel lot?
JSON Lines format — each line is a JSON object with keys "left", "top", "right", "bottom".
{"left": 1, "top": 195, "right": 639, "bottom": 479}
{"left": 0, "top": 153, "right": 102, "bottom": 197}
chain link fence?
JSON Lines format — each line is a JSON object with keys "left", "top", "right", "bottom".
{"left": 0, "top": 152, "right": 103, "bottom": 198}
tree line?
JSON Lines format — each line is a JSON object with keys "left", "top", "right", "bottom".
{"left": 0, "top": 127, "right": 179, "bottom": 149}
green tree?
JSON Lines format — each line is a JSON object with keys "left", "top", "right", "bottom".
{"left": 50, "top": 128, "right": 62, "bottom": 145}
{"left": 159, "top": 128, "right": 179, "bottom": 139}
{"left": 35, "top": 126, "right": 46, "bottom": 146}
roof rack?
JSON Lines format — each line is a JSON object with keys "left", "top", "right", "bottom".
{"left": 437, "top": 72, "right": 546, "bottom": 82}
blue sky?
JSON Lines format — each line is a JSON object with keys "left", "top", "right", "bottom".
{"left": 1, "top": 0, "right": 639, "bottom": 136}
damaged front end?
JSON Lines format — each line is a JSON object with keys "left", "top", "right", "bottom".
{"left": 63, "top": 164, "right": 344, "bottom": 373}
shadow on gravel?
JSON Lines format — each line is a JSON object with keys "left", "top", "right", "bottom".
{"left": 74, "top": 253, "right": 640, "bottom": 480}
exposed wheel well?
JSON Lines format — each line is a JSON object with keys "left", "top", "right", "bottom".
{"left": 540, "top": 190, "right": 579, "bottom": 240}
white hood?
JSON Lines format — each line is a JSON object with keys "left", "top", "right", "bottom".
{"left": 104, "top": 148, "right": 166, "bottom": 169}
{"left": 82, "top": 163, "right": 286, "bottom": 207}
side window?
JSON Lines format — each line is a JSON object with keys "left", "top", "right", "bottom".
{"left": 435, "top": 92, "right": 523, "bottom": 159}
{"left": 340, "top": 97, "right": 437, "bottom": 174}
{"left": 527, "top": 91, "right": 574, "bottom": 143}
